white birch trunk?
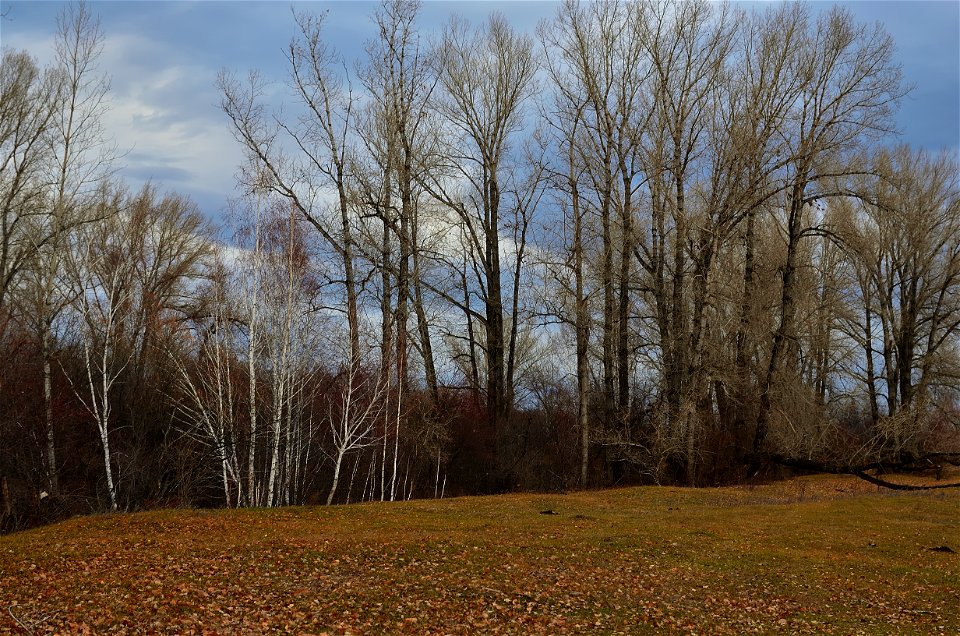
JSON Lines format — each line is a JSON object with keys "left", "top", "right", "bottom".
{"left": 267, "top": 373, "right": 284, "bottom": 507}
{"left": 390, "top": 374, "right": 402, "bottom": 501}
{"left": 326, "top": 448, "right": 346, "bottom": 506}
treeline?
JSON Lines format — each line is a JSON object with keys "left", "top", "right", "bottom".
{"left": 2, "top": 0, "right": 959, "bottom": 530}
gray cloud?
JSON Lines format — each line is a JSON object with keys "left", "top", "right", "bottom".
{"left": 5, "top": 0, "right": 958, "bottom": 222}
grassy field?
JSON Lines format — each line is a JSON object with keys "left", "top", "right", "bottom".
{"left": 1, "top": 475, "right": 957, "bottom": 634}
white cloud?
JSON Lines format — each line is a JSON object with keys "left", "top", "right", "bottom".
{"left": 3, "top": 18, "right": 242, "bottom": 218}
{"left": 96, "top": 32, "right": 239, "bottom": 215}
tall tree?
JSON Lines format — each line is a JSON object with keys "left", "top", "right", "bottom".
{"left": 839, "top": 146, "right": 960, "bottom": 458}
{"left": 0, "top": 50, "right": 62, "bottom": 310}
{"left": 29, "top": 1, "right": 114, "bottom": 497}
{"left": 218, "top": 9, "right": 361, "bottom": 368}
{"left": 545, "top": 0, "right": 649, "bottom": 424}
{"left": 753, "top": 5, "right": 904, "bottom": 453}
{"left": 426, "top": 13, "right": 538, "bottom": 438}
{"left": 354, "top": 0, "right": 439, "bottom": 500}
{"left": 630, "top": 0, "right": 736, "bottom": 482}
{"left": 66, "top": 186, "right": 127, "bottom": 510}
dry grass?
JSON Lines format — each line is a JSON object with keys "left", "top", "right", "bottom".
{"left": 1, "top": 474, "right": 957, "bottom": 634}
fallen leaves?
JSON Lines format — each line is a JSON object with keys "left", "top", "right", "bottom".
{"left": 0, "top": 476, "right": 957, "bottom": 634}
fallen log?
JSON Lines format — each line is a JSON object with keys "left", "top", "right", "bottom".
{"left": 752, "top": 453, "right": 960, "bottom": 491}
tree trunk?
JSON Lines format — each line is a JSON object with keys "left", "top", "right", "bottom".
{"left": 863, "top": 281, "right": 880, "bottom": 426}
{"left": 601, "top": 178, "right": 616, "bottom": 424}
{"left": 754, "top": 185, "right": 804, "bottom": 453}
{"left": 569, "top": 127, "right": 591, "bottom": 487}
{"left": 411, "top": 237, "right": 438, "bottom": 403}
{"left": 463, "top": 262, "right": 481, "bottom": 395}
{"left": 42, "top": 328, "right": 58, "bottom": 496}
{"left": 327, "top": 448, "right": 346, "bottom": 506}
{"left": 617, "top": 169, "right": 633, "bottom": 419}
{"left": 267, "top": 377, "right": 283, "bottom": 507}
{"left": 99, "top": 419, "right": 117, "bottom": 511}
{"left": 485, "top": 175, "right": 507, "bottom": 433}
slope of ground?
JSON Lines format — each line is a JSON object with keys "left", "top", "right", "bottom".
{"left": 1, "top": 475, "right": 957, "bottom": 634}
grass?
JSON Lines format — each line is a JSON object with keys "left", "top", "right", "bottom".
{"left": 1, "top": 475, "right": 958, "bottom": 634}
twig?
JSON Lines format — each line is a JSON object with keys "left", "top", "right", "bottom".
{"left": 479, "top": 584, "right": 510, "bottom": 598}
{"left": 7, "top": 606, "right": 34, "bottom": 636}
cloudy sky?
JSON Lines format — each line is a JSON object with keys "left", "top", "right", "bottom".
{"left": 2, "top": 1, "right": 958, "bottom": 221}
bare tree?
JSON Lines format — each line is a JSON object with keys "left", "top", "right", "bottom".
{"left": 720, "top": 2, "right": 811, "bottom": 453}
{"left": 227, "top": 189, "right": 326, "bottom": 507}
{"left": 0, "top": 50, "right": 63, "bottom": 309}
{"left": 628, "top": 0, "right": 737, "bottom": 482}
{"left": 544, "top": 0, "right": 650, "bottom": 426}
{"left": 426, "top": 13, "right": 538, "bottom": 439}
{"left": 172, "top": 260, "right": 244, "bottom": 507}
{"left": 361, "top": 0, "right": 438, "bottom": 397}
{"left": 324, "top": 357, "right": 387, "bottom": 505}
{"left": 218, "top": 9, "right": 361, "bottom": 368}
{"left": 536, "top": 89, "right": 593, "bottom": 485}
{"left": 63, "top": 183, "right": 210, "bottom": 511}
{"left": 28, "top": 1, "right": 115, "bottom": 497}
{"left": 834, "top": 147, "right": 960, "bottom": 461}
{"left": 352, "top": 0, "right": 441, "bottom": 500}
{"left": 753, "top": 5, "right": 905, "bottom": 454}
{"left": 65, "top": 186, "right": 129, "bottom": 511}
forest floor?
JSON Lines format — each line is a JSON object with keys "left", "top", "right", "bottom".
{"left": 1, "top": 474, "right": 958, "bottom": 635}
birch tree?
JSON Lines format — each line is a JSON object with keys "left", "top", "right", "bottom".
{"left": 172, "top": 261, "right": 244, "bottom": 507}
{"left": 9, "top": 2, "right": 116, "bottom": 498}
{"left": 66, "top": 187, "right": 129, "bottom": 510}
{"left": 325, "top": 359, "right": 386, "bottom": 505}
